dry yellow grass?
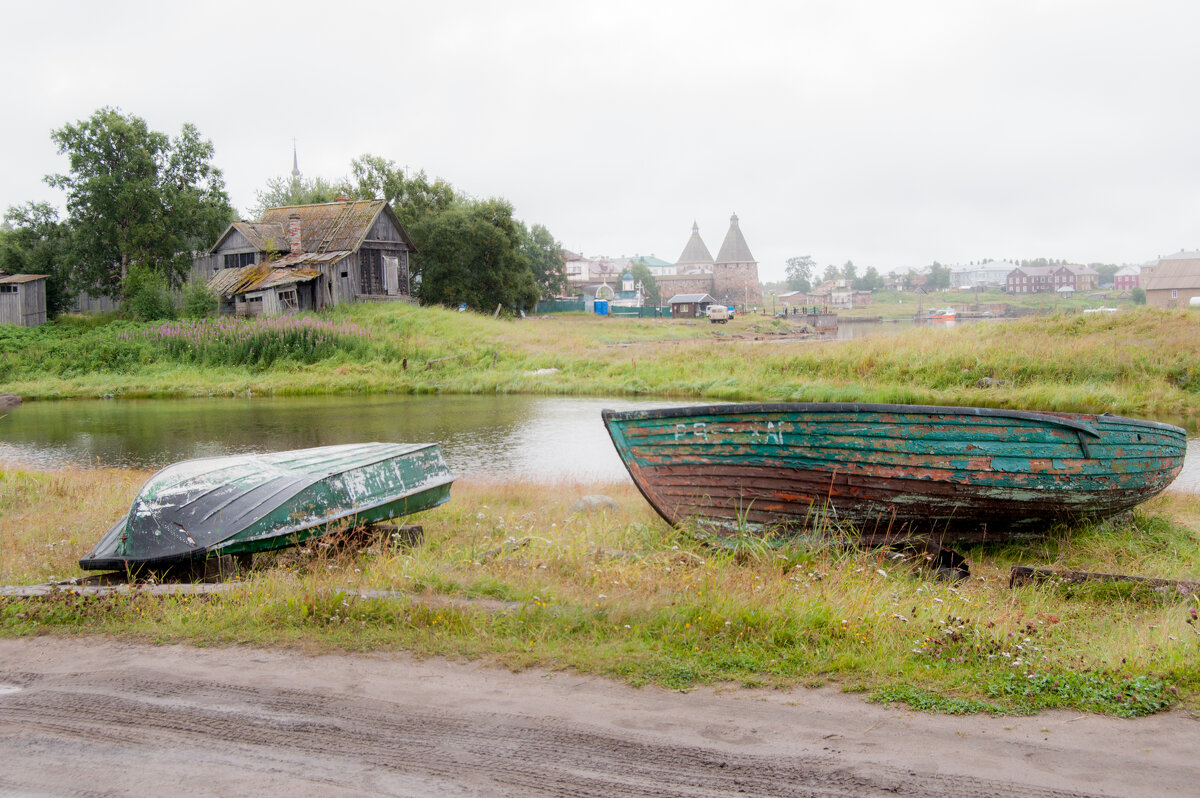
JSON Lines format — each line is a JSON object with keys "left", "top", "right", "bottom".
{"left": 2, "top": 465, "right": 1198, "bottom": 715}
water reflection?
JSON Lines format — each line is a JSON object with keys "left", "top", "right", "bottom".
{"left": 2, "top": 395, "right": 1198, "bottom": 489}
{"left": 0, "top": 395, "right": 683, "bottom": 482}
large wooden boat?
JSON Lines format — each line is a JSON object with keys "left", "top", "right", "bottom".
{"left": 80, "top": 442, "right": 454, "bottom": 571}
{"left": 602, "top": 403, "right": 1185, "bottom": 543}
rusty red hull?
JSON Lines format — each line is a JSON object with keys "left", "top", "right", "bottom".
{"left": 601, "top": 403, "right": 1186, "bottom": 543}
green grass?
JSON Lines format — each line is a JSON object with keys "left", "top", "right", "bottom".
{"left": 2, "top": 296, "right": 1198, "bottom": 715}
{"left": 2, "top": 301, "right": 1199, "bottom": 417}
{"left": 1, "top": 470, "right": 1198, "bottom": 716}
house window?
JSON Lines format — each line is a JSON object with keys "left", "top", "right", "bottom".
{"left": 223, "top": 252, "right": 255, "bottom": 270}
{"left": 278, "top": 289, "right": 298, "bottom": 311}
{"left": 1172, "top": 289, "right": 1179, "bottom": 299}
{"left": 0, "top": 285, "right": 16, "bottom": 294}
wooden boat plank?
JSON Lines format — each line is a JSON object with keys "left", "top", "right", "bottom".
{"left": 603, "top": 403, "right": 1185, "bottom": 541}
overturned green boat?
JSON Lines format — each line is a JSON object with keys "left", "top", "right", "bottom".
{"left": 80, "top": 442, "right": 454, "bottom": 571}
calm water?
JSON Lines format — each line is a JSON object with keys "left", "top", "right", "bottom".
{"left": 2, "top": 394, "right": 1198, "bottom": 489}
{"left": 0, "top": 395, "right": 682, "bottom": 482}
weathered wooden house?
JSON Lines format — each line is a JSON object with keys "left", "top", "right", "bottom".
{"left": 205, "top": 199, "right": 416, "bottom": 317}
{"left": 0, "top": 274, "right": 48, "bottom": 326}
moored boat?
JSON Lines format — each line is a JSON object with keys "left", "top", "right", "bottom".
{"left": 602, "top": 403, "right": 1185, "bottom": 543}
{"left": 80, "top": 442, "right": 454, "bottom": 571}
{"left": 929, "top": 308, "right": 957, "bottom": 321}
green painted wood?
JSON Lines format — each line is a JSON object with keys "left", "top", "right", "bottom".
{"left": 80, "top": 442, "right": 454, "bottom": 570}
{"left": 602, "top": 403, "right": 1186, "bottom": 540}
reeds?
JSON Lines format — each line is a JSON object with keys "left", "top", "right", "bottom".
{"left": 4, "top": 304, "right": 1198, "bottom": 416}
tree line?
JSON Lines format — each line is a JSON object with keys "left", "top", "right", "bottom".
{"left": 783, "top": 256, "right": 886, "bottom": 293}
{"left": 0, "top": 108, "right": 567, "bottom": 319}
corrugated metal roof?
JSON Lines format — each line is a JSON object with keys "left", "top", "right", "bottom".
{"left": 631, "top": 254, "right": 674, "bottom": 268}
{"left": 260, "top": 200, "right": 386, "bottom": 254}
{"left": 1143, "top": 258, "right": 1200, "bottom": 291}
{"left": 667, "top": 293, "right": 715, "bottom": 304}
{"left": 0, "top": 274, "right": 48, "bottom": 284}
{"left": 714, "top": 213, "right": 756, "bottom": 264}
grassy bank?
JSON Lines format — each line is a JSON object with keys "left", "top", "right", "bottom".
{"left": 2, "top": 303, "right": 1200, "bottom": 417}
{"left": 2, "top": 466, "right": 1198, "bottom": 716}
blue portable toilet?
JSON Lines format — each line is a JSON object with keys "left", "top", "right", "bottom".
{"left": 594, "top": 299, "right": 609, "bottom": 316}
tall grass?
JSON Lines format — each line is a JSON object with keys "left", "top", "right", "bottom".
{"left": 2, "top": 467, "right": 1197, "bottom": 715}
{"left": 2, "top": 304, "right": 1199, "bottom": 416}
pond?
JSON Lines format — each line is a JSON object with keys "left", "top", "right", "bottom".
{"left": 0, "top": 395, "right": 682, "bottom": 483}
{"left": 2, "top": 395, "right": 1198, "bottom": 490}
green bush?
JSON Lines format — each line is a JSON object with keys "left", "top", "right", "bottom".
{"left": 124, "top": 268, "right": 176, "bottom": 321}
{"left": 181, "top": 282, "right": 219, "bottom": 319}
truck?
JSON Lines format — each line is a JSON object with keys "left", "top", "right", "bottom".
{"left": 706, "top": 305, "right": 731, "bottom": 324}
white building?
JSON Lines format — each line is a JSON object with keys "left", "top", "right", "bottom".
{"left": 951, "top": 261, "right": 1017, "bottom": 289}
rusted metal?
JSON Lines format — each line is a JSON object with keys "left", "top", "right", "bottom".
{"left": 602, "top": 403, "right": 1186, "bottom": 544}
{"left": 1009, "top": 565, "right": 1199, "bottom": 594}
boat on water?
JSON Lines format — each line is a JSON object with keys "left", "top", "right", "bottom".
{"left": 929, "top": 308, "right": 957, "bottom": 322}
{"left": 602, "top": 403, "right": 1185, "bottom": 543}
{"left": 80, "top": 442, "right": 454, "bottom": 571}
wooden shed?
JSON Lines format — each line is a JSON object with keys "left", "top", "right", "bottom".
{"left": 667, "top": 292, "right": 716, "bottom": 319}
{"left": 204, "top": 199, "right": 416, "bottom": 314}
{"left": 0, "top": 274, "right": 48, "bottom": 327}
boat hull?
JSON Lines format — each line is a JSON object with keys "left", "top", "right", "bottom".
{"left": 80, "top": 442, "right": 454, "bottom": 571}
{"left": 602, "top": 403, "right": 1185, "bottom": 543}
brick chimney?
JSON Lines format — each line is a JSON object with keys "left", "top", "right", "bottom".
{"left": 287, "top": 213, "right": 303, "bottom": 255}
{"left": 335, "top": 193, "right": 350, "bottom": 203}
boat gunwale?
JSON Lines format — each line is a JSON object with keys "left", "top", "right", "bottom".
{"left": 600, "top": 402, "right": 1186, "bottom": 535}
{"left": 600, "top": 402, "right": 1186, "bottom": 437}
{"left": 78, "top": 473, "right": 455, "bottom": 571}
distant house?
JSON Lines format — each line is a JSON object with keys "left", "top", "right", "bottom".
{"left": 1005, "top": 265, "right": 1055, "bottom": 293}
{"left": 1059, "top": 264, "right": 1098, "bottom": 291}
{"left": 667, "top": 293, "right": 717, "bottom": 318}
{"left": 204, "top": 199, "right": 416, "bottom": 317}
{"left": 0, "top": 274, "right": 47, "bottom": 326}
{"left": 1142, "top": 257, "right": 1200, "bottom": 309}
{"left": 803, "top": 279, "right": 868, "bottom": 308}
{"left": 1113, "top": 265, "right": 1141, "bottom": 292}
{"left": 951, "top": 261, "right": 1016, "bottom": 289}
{"left": 628, "top": 255, "right": 676, "bottom": 277}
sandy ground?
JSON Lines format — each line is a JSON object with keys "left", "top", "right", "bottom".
{"left": 0, "top": 637, "right": 1195, "bottom": 797}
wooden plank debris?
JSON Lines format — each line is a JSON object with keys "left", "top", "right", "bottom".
{"left": 1009, "top": 565, "right": 1199, "bottom": 595}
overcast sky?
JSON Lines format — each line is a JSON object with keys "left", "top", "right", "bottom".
{"left": 3, "top": 0, "right": 1199, "bottom": 281}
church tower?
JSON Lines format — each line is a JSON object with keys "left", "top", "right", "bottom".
{"left": 674, "top": 221, "right": 714, "bottom": 274}
{"left": 712, "top": 213, "right": 763, "bottom": 308}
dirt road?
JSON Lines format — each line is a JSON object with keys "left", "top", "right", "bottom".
{"left": 0, "top": 637, "right": 1193, "bottom": 797}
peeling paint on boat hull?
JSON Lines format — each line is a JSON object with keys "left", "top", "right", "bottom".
{"left": 80, "top": 442, "right": 454, "bottom": 571}
{"left": 602, "top": 403, "right": 1185, "bottom": 543}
